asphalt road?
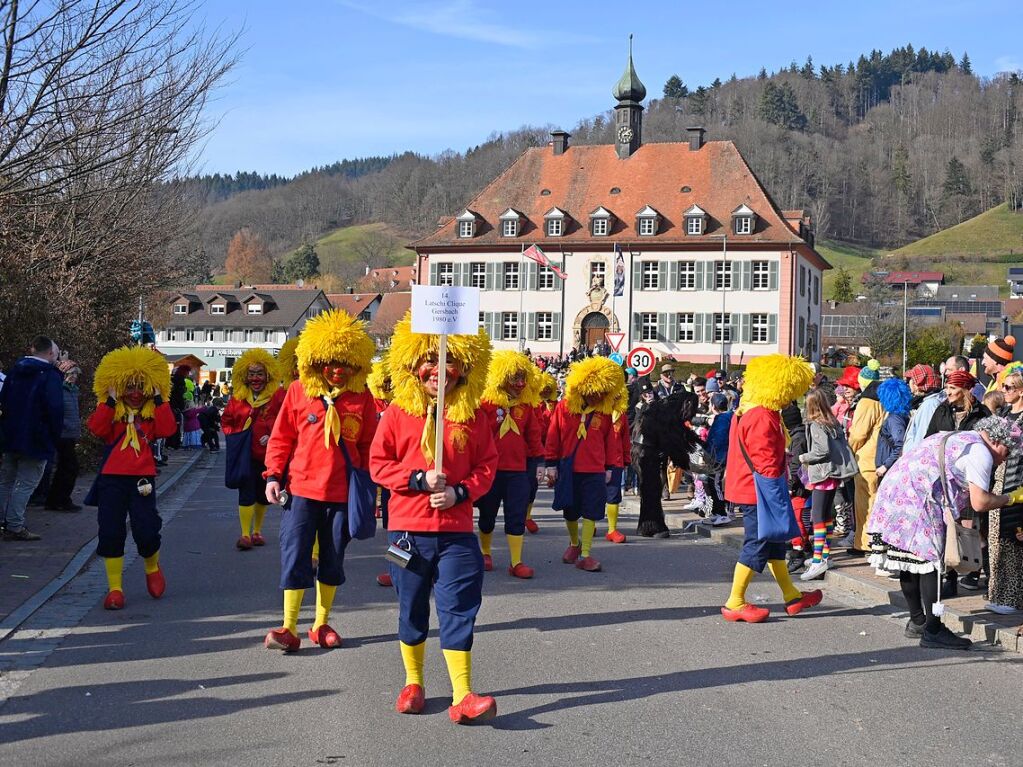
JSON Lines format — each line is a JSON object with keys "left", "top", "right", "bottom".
{"left": 2, "top": 453, "right": 1023, "bottom": 767}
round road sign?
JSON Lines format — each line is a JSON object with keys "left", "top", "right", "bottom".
{"left": 609, "top": 352, "right": 624, "bottom": 365}
{"left": 626, "top": 347, "right": 656, "bottom": 376}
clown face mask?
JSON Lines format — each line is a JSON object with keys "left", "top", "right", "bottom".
{"left": 123, "top": 381, "right": 147, "bottom": 410}
{"left": 502, "top": 371, "right": 527, "bottom": 401}
{"left": 418, "top": 353, "right": 464, "bottom": 398}
{"left": 246, "top": 364, "right": 268, "bottom": 393}
{"left": 583, "top": 392, "right": 604, "bottom": 409}
{"left": 321, "top": 362, "right": 358, "bottom": 390}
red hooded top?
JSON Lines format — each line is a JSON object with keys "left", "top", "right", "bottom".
{"left": 612, "top": 412, "right": 632, "bottom": 467}
{"left": 544, "top": 400, "right": 622, "bottom": 472}
{"left": 369, "top": 407, "right": 497, "bottom": 533}
{"left": 533, "top": 404, "right": 552, "bottom": 447}
{"left": 724, "top": 406, "right": 787, "bottom": 506}
{"left": 221, "top": 387, "right": 286, "bottom": 463}
{"left": 88, "top": 401, "right": 177, "bottom": 476}
{"left": 263, "top": 381, "right": 378, "bottom": 503}
{"left": 479, "top": 400, "right": 543, "bottom": 472}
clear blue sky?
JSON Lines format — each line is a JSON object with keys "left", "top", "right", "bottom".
{"left": 196, "top": 0, "right": 1022, "bottom": 176}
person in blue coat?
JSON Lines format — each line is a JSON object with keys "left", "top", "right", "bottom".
{"left": 0, "top": 336, "right": 64, "bottom": 540}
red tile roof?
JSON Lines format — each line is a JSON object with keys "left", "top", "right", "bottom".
{"left": 947, "top": 312, "right": 988, "bottom": 334}
{"left": 327, "top": 293, "right": 381, "bottom": 316}
{"left": 369, "top": 292, "right": 412, "bottom": 335}
{"left": 358, "top": 266, "right": 418, "bottom": 292}
{"left": 412, "top": 141, "right": 815, "bottom": 254}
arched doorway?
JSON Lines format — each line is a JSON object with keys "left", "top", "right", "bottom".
{"left": 580, "top": 311, "right": 609, "bottom": 350}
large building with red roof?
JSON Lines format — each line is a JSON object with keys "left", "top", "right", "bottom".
{"left": 411, "top": 53, "right": 829, "bottom": 364}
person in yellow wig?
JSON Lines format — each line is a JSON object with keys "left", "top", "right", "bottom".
{"left": 544, "top": 357, "right": 626, "bottom": 573}
{"left": 86, "top": 346, "right": 176, "bottom": 610}
{"left": 477, "top": 351, "right": 544, "bottom": 578}
{"left": 721, "top": 354, "right": 823, "bottom": 622}
{"left": 221, "top": 348, "right": 286, "bottom": 550}
{"left": 277, "top": 337, "right": 300, "bottom": 382}
{"left": 525, "top": 371, "right": 558, "bottom": 534}
{"left": 369, "top": 312, "right": 498, "bottom": 724}
{"left": 262, "top": 309, "right": 378, "bottom": 652}
{"left": 367, "top": 357, "right": 396, "bottom": 587}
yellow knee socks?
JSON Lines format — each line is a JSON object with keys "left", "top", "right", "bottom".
{"left": 507, "top": 534, "right": 523, "bottom": 566}
{"left": 479, "top": 531, "right": 493, "bottom": 556}
{"left": 767, "top": 559, "right": 802, "bottom": 603}
{"left": 565, "top": 520, "right": 579, "bottom": 546}
{"left": 313, "top": 582, "right": 337, "bottom": 631}
{"left": 311, "top": 534, "right": 320, "bottom": 564}
{"left": 442, "top": 648, "right": 472, "bottom": 705}
{"left": 252, "top": 503, "right": 267, "bottom": 534}
{"left": 238, "top": 504, "right": 255, "bottom": 537}
{"left": 104, "top": 556, "right": 124, "bottom": 593}
{"left": 725, "top": 563, "right": 756, "bottom": 610}
{"left": 143, "top": 552, "right": 160, "bottom": 574}
{"left": 606, "top": 503, "right": 620, "bottom": 532}
{"left": 526, "top": 504, "right": 533, "bottom": 520}
{"left": 283, "top": 589, "right": 304, "bottom": 634}
{"left": 580, "top": 519, "right": 596, "bottom": 557}
{"left": 400, "top": 641, "right": 425, "bottom": 687}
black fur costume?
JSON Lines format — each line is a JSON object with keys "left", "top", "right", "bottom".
{"left": 633, "top": 390, "right": 699, "bottom": 537}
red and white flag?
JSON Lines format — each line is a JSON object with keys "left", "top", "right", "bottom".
{"left": 523, "top": 244, "right": 566, "bottom": 280}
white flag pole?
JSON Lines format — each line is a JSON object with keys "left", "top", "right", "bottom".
{"left": 433, "top": 333, "right": 447, "bottom": 475}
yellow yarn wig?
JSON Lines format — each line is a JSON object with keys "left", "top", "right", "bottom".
{"left": 482, "top": 351, "right": 541, "bottom": 408}
{"left": 564, "top": 357, "right": 627, "bottom": 415}
{"left": 741, "top": 354, "right": 814, "bottom": 412}
{"left": 231, "top": 348, "right": 284, "bottom": 402}
{"left": 92, "top": 345, "right": 171, "bottom": 421}
{"left": 388, "top": 311, "right": 491, "bottom": 423}
{"left": 296, "top": 309, "right": 376, "bottom": 397}
{"left": 277, "top": 337, "right": 300, "bottom": 382}
{"left": 366, "top": 357, "right": 393, "bottom": 402}
{"left": 538, "top": 371, "right": 559, "bottom": 402}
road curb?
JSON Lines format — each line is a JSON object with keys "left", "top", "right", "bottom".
{"left": 678, "top": 515, "right": 1023, "bottom": 653}
{"left": 0, "top": 449, "right": 207, "bottom": 643}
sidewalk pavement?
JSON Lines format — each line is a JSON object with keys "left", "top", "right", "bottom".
{"left": 0, "top": 446, "right": 207, "bottom": 628}
{"left": 621, "top": 486, "right": 1023, "bottom": 653}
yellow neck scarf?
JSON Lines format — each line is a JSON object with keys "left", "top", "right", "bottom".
{"left": 577, "top": 408, "right": 593, "bottom": 440}
{"left": 120, "top": 410, "right": 142, "bottom": 453}
{"left": 499, "top": 407, "right": 521, "bottom": 438}
{"left": 242, "top": 388, "right": 273, "bottom": 431}
{"left": 322, "top": 390, "right": 343, "bottom": 450}
{"left": 421, "top": 402, "right": 438, "bottom": 465}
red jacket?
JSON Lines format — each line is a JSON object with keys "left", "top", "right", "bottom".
{"left": 479, "top": 400, "right": 543, "bottom": 472}
{"left": 88, "top": 401, "right": 177, "bottom": 476}
{"left": 612, "top": 413, "right": 632, "bottom": 467}
{"left": 369, "top": 407, "right": 497, "bottom": 533}
{"left": 534, "top": 404, "right": 552, "bottom": 447}
{"left": 724, "top": 406, "right": 787, "bottom": 505}
{"left": 544, "top": 400, "right": 621, "bottom": 472}
{"left": 221, "top": 388, "right": 285, "bottom": 463}
{"left": 263, "top": 381, "right": 378, "bottom": 503}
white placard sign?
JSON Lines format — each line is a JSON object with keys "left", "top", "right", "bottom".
{"left": 411, "top": 285, "right": 480, "bottom": 335}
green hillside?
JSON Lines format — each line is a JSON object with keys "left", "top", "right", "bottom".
{"left": 306, "top": 222, "right": 414, "bottom": 276}
{"left": 894, "top": 204, "right": 1023, "bottom": 259}
{"left": 818, "top": 239, "right": 879, "bottom": 299}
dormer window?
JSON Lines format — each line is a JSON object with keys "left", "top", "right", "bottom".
{"left": 499, "top": 208, "right": 522, "bottom": 238}
{"left": 732, "top": 204, "right": 757, "bottom": 235}
{"left": 174, "top": 303, "right": 188, "bottom": 315}
{"left": 544, "top": 207, "right": 566, "bottom": 237}
{"left": 456, "top": 209, "right": 478, "bottom": 239}
{"left": 210, "top": 303, "right": 226, "bottom": 315}
{"left": 636, "top": 205, "right": 660, "bottom": 237}
{"left": 590, "top": 207, "right": 612, "bottom": 237}
{"left": 247, "top": 303, "right": 263, "bottom": 315}
{"left": 683, "top": 204, "right": 707, "bottom": 236}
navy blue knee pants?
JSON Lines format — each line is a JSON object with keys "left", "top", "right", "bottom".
{"left": 477, "top": 470, "right": 529, "bottom": 536}
{"left": 279, "top": 496, "right": 351, "bottom": 589}
{"left": 605, "top": 466, "right": 623, "bottom": 504}
{"left": 562, "top": 472, "right": 606, "bottom": 522}
{"left": 389, "top": 531, "right": 482, "bottom": 651}
{"left": 737, "top": 503, "right": 786, "bottom": 573}
{"left": 96, "top": 475, "right": 161, "bottom": 559}
{"left": 237, "top": 460, "right": 267, "bottom": 507}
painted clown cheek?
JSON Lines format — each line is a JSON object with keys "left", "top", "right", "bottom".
{"left": 124, "top": 391, "right": 146, "bottom": 408}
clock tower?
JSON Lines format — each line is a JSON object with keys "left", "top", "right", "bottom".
{"left": 613, "top": 35, "right": 646, "bottom": 160}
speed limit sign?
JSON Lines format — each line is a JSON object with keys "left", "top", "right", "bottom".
{"left": 626, "top": 347, "right": 656, "bottom": 376}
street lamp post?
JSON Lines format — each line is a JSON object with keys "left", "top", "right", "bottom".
{"left": 902, "top": 280, "right": 908, "bottom": 373}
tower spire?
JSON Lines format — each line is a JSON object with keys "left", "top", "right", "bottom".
{"left": 613, "top": 35, "right": 645, "bottom": 159}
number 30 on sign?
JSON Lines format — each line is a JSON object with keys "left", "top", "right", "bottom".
{"left": 626, "top": 347, "right": 656, "bottom": 376}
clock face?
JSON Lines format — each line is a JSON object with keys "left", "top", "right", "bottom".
{"left": 618, "top": 126, "right": 633, "bottom": 143}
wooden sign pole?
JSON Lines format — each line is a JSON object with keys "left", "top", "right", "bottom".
{"left": 433, "top": 333, "right": 447, "bottom": 475}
